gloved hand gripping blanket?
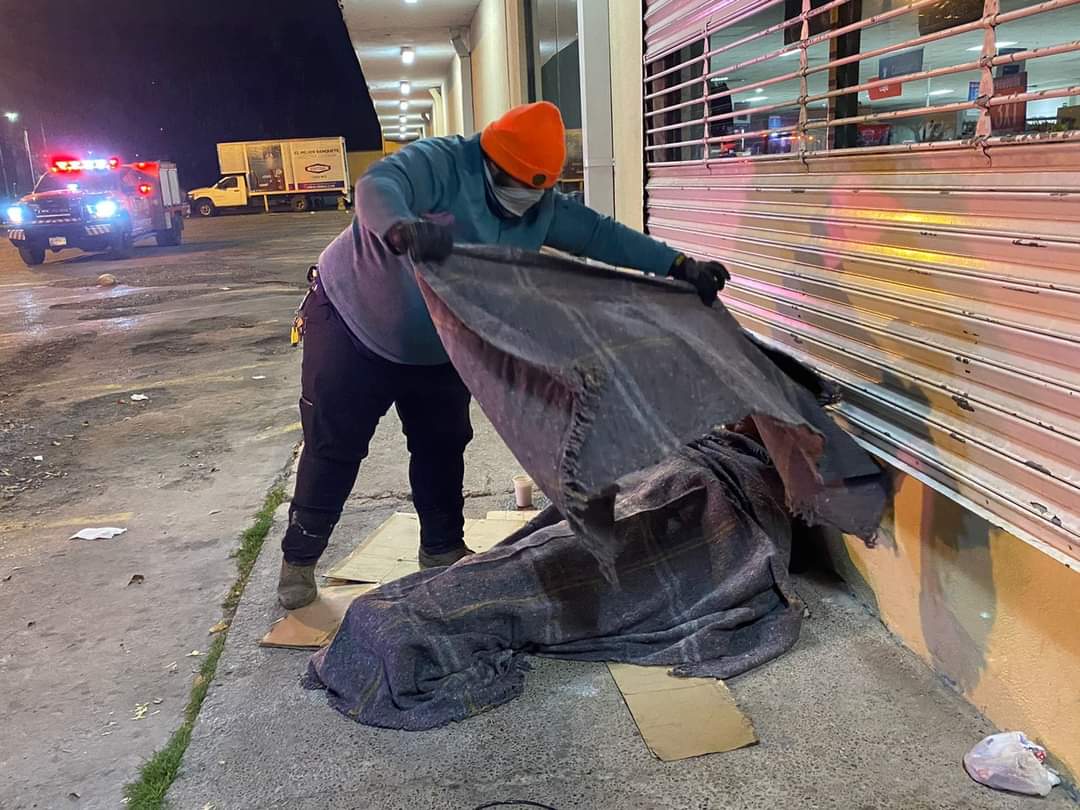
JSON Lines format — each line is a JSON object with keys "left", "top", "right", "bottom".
{"left": 304, "top": 247, "right": 887, "bottom": 730}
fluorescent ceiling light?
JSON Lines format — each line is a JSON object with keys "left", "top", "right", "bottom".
{"left": 966, "top": 40, "right": 1016, "bottom": 51}
{"left": 400, "top": 80, "right": 411, "bottom": 95}
{"left": 400, "top": 100, "right": 410, "bottom": 112}
{"left": 928, "top": 89, "right": 955, "bottom": 96}
{"left": 401, "top": 47, "right": 415, "bottom": 64}
{"left": 404, "top": 0, "right": 419, "bottom": 4}
{"left": 754, "top": 87, "right": 764, "bottom": 93}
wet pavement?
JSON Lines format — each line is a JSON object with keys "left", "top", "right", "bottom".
{"left": 0, "top": 212, "right": 350, "bottom": 809}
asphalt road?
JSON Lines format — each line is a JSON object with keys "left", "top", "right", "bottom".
{"left": 0, "top": 212, "right": 349, "bottom": 809}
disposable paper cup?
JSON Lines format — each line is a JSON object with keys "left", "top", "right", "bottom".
{"left": 512, "top": 475, "right": 534, "bottom": 509}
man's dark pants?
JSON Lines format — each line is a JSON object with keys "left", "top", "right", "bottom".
{"left": 281, "top": 284, "right": 473, "bottom": 566}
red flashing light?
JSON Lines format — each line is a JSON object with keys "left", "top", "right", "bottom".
{"left": 137, "top": 183, "right": 153, "bottom": 196}
{"left": 108, "top": 157, "right": 120, "bottom": 169}
{"left": 50, "top": 157, "right": 113, "bottom": 172}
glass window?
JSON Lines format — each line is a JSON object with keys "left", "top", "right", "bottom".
{"left": 645, "top": 40, "right": 706, "bottom": 163}
{"left": 645, "top": 0, "right": 1080, "bottom": 162}
{"left": 707, "top": 5, "right": 800, "bottom": 158}
{"left": 993, "top": 0, "right": 1080, "bottom": 135}
{"left": 217, "top": 176, "right": 238, "bottom": 189}
{"left": 705, "top": 2, "right": 832, "bottom": 158}
{"left": 525, "top": 0, "right": 583, "bottom": 192}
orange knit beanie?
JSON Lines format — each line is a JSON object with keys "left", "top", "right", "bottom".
{"left": 480, "top": 101, "right": 566, "bottom": 189}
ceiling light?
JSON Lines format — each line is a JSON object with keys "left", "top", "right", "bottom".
{"left": 399, "top": 115, "right": 407, "bottom": 124}
{"left": 401, "top": 46, "right": 415, "bottom": 65}
{"left": 754, "top": 87, "right": 764, "bottom": 93}
{"left": 400, "top": 100, "right": 409, "bottom": 111}
{"left": 928, "top": 89, "right": 955, "bottom": 96}
{"left": 966, "top": 40, "right": 1017, "bottom": 52}
{"left": 400, "top": 80, "right": 411, "bottom": 95}
{"left": 752, "top": 96, "right": 770, "bottom": 101}
{"left": 404, "top": 0, "right": 419, "bottom": 4}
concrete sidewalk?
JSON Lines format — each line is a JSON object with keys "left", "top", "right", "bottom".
{"left": 168, "top": 410, "right": 1075, "bottom": 810}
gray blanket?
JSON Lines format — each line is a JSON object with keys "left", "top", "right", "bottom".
{"left": 415, "top": 246, "right": 883, "bottom": 578}
{"left": 304, "top": 248, "right": 887, "bottom": 730}
{"left": 307, "top": 432, "right": 802, "bottom": 730}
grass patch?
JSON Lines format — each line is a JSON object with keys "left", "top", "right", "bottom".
{"left": 225, "top": 484, "right": 287, "bottom": 611}
{"left": 122, "top": 483, "right": 287, "bottom": 809}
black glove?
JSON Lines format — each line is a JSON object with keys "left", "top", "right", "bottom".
{"left": 669, "top": 255, "right": 730, "bottom": 307}
{"left": 385, "top": 219, "right": 454, "bottom": 263}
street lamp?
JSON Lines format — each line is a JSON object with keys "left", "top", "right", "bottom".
{"left": 3, "top": 112, "right": 37, "bottom": 191}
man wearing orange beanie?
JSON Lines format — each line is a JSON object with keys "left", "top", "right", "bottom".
{"left": 277, "top": 101, "right": 730, "bottom": 609}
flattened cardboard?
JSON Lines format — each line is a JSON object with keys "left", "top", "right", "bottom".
{"left": 259, "top": 584, "right": 375, "bottom": 649}
{"left": 485, "top": 510, "right": 540, "bottom": 522}
{"left": 325, "top": 513, "right": 422, "bottom": 583}
{"left": 463, "top": 517, "right": 524, "bottom": 550}
{"left": 608, "top": 663, "right": 757, "bottom": 761}
{"left": 326, "top": 512, "right": 532, "bottom": 584}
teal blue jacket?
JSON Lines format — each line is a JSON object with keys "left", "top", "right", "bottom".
{"left": 318, "top": 134, "right": 680, "bottom": 365}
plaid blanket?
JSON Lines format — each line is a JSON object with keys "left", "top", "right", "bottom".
{"left": 415, "top": 247, "right": 883, "bottom": 578}
{"left": 304, "top": 248, "right": 887, "bottom": 730}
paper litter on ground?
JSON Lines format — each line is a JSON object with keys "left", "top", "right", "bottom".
{"left": 608, "top": 663, "right": 757, "bottom": 761}
{"left": 325, "top": 512, "right": 532, "bottom": 584}
{"left": 70, "top": 527, "right": 127, "bottom": 541}
{"left": 260, "top": 584, "right": 375, "bottom": 649}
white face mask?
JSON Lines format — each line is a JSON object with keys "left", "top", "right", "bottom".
{"left": 483, "top": 161, "right": 545, "bottom": 217}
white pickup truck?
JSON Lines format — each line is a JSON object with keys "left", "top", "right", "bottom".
{"left": 187, "top": 137, "right": 350, "bottom": 216}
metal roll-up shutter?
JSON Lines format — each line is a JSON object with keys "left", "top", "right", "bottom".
{"left": 643, "top": 0, "right": 1080, "bottom": 565}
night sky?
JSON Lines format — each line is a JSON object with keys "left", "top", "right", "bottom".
{"left": 0, "top": 0, "right": 381, "bottom": 189}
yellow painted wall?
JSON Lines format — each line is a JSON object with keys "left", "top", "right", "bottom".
{"left": 608, "top": 0, "right": 645, "bottom": 231}
{"left": 470, "top": 0, "right": 527, "bottom": 129}
{"left": 826, "top": 471, "right": 1080, "bottom": 777}
{"left": 346, "top": 150, "right": 383, "bottom": 183}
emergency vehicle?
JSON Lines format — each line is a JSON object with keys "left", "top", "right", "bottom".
{"left": 4, "top": 157, "right": 187, "bottom": 267}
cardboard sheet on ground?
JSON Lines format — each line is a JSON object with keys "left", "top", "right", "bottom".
{"left": 259, "top": 585, "right": 375, "bottom": 649}
{"left": 325, "top": 512, "right": 532, "bottom": 584}
{"left": 485, "top": 510, "right": 540, "bottom": 522}
{"left": 608, "top": 663, "right": 757, "bottom": 761}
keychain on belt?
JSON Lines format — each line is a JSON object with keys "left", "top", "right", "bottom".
{"left": 291, "top": 265, "right": 319, "bottom": 347}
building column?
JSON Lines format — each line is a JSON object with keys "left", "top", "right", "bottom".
{"left": 451, "top": 29, "right": 477, "bottom": 136}
{"left": 576, "top": 0, "right": 615, "bottom": 217}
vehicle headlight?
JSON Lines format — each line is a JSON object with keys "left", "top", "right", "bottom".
{"left": 6, "top": 206, "right": 24, "bottom": 225}
{"left": 93, "top": 199, "right": 119, "bottom": 219}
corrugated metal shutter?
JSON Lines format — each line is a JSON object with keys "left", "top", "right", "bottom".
{"left": 643, "top": 0, "right": 1080, "bottom": 566}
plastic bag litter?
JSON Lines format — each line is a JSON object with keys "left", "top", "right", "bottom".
{"left": 70, "top": 527, "right": 127, "bottom": 541}
{"left": 964, "top": 731, "right": 1061, "bottom": 797}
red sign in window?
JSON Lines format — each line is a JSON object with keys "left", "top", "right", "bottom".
{"left": 991, "top": 72, "right": 1028, "bottom": 134}
{"left": 869, "top": 82, "right": 903, "bottom": 100}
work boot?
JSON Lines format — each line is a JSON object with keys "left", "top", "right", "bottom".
{"left": 418, "top": 545, "right": 475, "bottom": 570}
{"left": 277, "top": 559, "right": 318, "bottom": 609}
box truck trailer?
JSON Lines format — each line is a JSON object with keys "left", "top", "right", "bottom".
{"left": 186, "top": 137, "right": 350, "bottom": 216}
